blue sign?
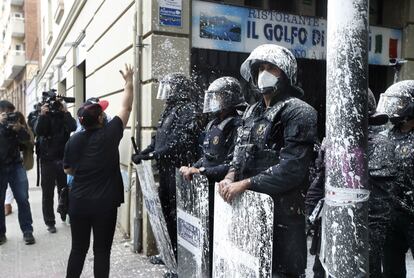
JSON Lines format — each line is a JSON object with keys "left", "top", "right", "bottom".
{"left": 159, "top": 0, "right": 182, "bottom": 27}
{"left": 192, "top": 0, "right": 402, "bottom": 65}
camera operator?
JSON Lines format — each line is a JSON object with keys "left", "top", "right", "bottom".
{"left": 34, "top": 94, "right": 76, "bottom": 233}
{"left": 0, "top": 100, "right": 35, "bottom": 245}
{"left": 27, "top": 103, "right": 41, "bottom": 135}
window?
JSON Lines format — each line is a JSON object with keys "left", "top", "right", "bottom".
{"left": 54, "top": 0, "right": 64, "bottom": 24}
{"left": 15, "top": 44, "right": 22, "bottom": 51}
{"left": 42, "top": 16, "right": 46, "bottom": 53}
{"left": 13, "top": 12, "right": 23, "bottom": 18}
{"left": 47, "top": 0, "right": 53, "bottom": 45}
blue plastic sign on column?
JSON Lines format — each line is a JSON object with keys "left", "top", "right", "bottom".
{"left": 159, "top": 0, "right": 182, "bottom": 27}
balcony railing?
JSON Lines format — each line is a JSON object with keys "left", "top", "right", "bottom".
{"left": 10, "top": 17, "right": 25, "bottom": 38}
{"left": 0, "top": 71, "right": 12, "bottom": 88}
{"left": 11, "top": 0, "right": 24, "bottom": 6}
{"left": 3, "top": 50, "right": 25, "bottom": 81}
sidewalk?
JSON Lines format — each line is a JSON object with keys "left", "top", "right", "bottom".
{"left": 1, "top": 167, "right": 413, "bottom": 277}
{"left": 0, "top": 167, "right": 166, "bottom": 278}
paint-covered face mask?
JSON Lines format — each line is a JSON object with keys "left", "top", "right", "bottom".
{"left": 257, "top": 70, "right": 281, "bottom": 95}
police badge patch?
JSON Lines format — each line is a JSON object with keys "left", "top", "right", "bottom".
{"left": 213, "top": 136, "right": 220, "bottom": 145}
{"left": 256, "top": 124, "right": 266, "bottom": 136}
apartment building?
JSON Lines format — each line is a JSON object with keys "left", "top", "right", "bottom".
{"left": 0, "top": 0, "right": 39, "bottom": 114}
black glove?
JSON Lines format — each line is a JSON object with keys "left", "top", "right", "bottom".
{"left": 132, "top": 153, "right": 147, "bottom": 164}
{"left": 132, "top": 152, "right": 155, "bottom": 164}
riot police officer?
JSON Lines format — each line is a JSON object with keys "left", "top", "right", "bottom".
{"left": 306, "top": 88, "right": 394, "bottom": 278}
{"left": 218, "top": 44, "right": 318, "bottom": 277}
{"left": 376, "top": 80, "right": 414, "bottom": 278}
{"left": 179, "top": 76, "right": 245, "bottom": 183}
{"left": 132, "top": 73, "right": 202, "bottom": 264}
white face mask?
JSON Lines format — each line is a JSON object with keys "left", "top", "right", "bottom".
{"left": 257, "top": 70, "right": 279, "bottom": 89}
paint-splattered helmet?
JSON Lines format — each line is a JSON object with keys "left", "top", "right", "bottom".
{"left": 203, "top": 77, "right": 246, "bottom": 113}
{"left": 240, "top": 44, "right": 297, "bottom": 87}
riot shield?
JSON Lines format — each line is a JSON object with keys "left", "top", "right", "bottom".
{"left": 213, "top": 189, "right": 274, "bottom": 278}
{"left": 135, "top": 161, "right": 177, "bottom": 273}
{"left": 176, "top": 172, "right": 211, "bottom": 278}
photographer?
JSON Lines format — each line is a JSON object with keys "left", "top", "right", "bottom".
{"left": 27, "top": 103, "right": 41, "bottom": 135}
{"left": 0, "top": 100, "right": 35, "bottom": 245}
{"left": 34, "top": 93, "right": 76, "bottom": 233}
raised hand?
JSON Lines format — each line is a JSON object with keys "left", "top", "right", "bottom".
{"left": 119, "top": 64, "right": 134, "bottom": 86}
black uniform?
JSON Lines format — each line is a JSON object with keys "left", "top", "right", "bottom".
{"left": 34, "top": 111, "right": 76, "bottom": 226}
{"left": 27, "top": 109, "right": 40, "bottom": 135}
{"left": 383, "top": 127, "right": 414, "bottom": 278}
{"left": 233, "top": 91, "right": 318, "bottom": 277}
{"left": 306, "top": 129, "right": 396, "bottom": 278}
{"left": 140, "top": 101, "right": 202, "bottom": 253}
{"left": 193, "top": 115, "right": 241, "bottom": 183}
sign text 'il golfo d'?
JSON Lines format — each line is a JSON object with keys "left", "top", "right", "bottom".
{"left": 192, "top": 0, "right": 402, "bottom": 65}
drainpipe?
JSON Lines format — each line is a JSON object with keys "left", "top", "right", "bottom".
{"left": 130, "top": 0, "right": 143, "bottom": 253}
{"left": 320, "top": 0, "right": 370, "bottom": 277}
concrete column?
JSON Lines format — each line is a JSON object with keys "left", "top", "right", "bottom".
{"left": 321, "top": 0, "right": 370, "bottom": 277}
{"left": 138, "top": 0, "right": 191, "bottom": 256}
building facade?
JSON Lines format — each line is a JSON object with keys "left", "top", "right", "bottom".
{"left": 34, "top": 0, "right": 414, "bottom": 254}
{"left": 0, "top": 0, "right": 39, "bottom": 114}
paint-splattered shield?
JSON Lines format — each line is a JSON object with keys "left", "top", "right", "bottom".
{"left": 135, "top": 161, "right": 177, "bottom": 273}
{"left": 176, "top": 172, "right": 211, "bottom": 277}
{"left": 213, "top": 189, "right": 274, "bottom": 278}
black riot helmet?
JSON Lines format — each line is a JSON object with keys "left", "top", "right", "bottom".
{"left": 157, "top": 73, "right": 193, "bottom": 103}
{"left": 203, "top": 77, "right": 247, "bottom": 114}
{"left": 377, "top": 80, "right": 414, "bottom": 121}
{"left": 240, "top": 44, "right": 297, "bottom": 95}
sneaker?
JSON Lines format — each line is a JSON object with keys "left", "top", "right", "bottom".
{"left": 149, "top": 254, "right": 164, "bottom": 265}
{"left": 23, "top": 232, "right": 35, "bottom": 245}
{"left": 47, "top": 225, "right": 57, "bottom": 233}
{"left": 0, "top": 234, "right": 6, "bottom": 245}
{"left": 4, "top": 204, "right": 12, "bottom": 216}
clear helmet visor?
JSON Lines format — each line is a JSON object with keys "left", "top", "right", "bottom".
{"left": 203, "top": 91, "right": 222, "bottom": 113}
{"left": 156, "top": 83, "right": 172, "bottom": 100}
{"left": 377, "top": 95, "right": 409, "bottom": 117}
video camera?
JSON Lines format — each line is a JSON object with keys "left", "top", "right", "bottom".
{"left": 0, "top": 112, "right": 19, "bottom": 132}
{"left": 41, "top": 89, "right": 75, "bottom": 114}
{"left": 1, "top": 112, "right": 18, "bottom": 128}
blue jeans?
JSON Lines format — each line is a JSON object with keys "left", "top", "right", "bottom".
{"left": 0, "top": 163, "right": 33, "bottom": 235}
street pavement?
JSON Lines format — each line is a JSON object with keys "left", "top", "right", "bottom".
{"left": 0, "top": 167, "right": 166, "bottom": 278}
{"left": 0, "top": 167, "right": 413, "bottom": 277}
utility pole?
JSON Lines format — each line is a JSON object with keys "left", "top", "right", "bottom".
{"left": 321, "top": 1, "right": 370, "bottom": 277}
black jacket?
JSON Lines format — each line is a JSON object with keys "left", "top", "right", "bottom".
{"left": 0, "top": 125, "right": 31, "bottom": 166}
{"left": 306, "top": 129, "right": 397, "bottom": 218}
{"left": 141, "top": 101, "right": 203, "bottom": 168}
{"left": 231, "top": 91, "right": 318, "bottom": 275}
{"left": 34, "top": 111, "right": 77, "bottom": 161}
{"left": 246, "top": 98, "right": 318, "bottom": 196}
{"left": 193, "top": 115, "right": 241, "bottom": 182}
{"left": 389, "top": 127, "right": 414, "bottom": 216}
